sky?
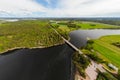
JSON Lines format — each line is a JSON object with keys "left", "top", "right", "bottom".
{"left": 0, "top": 0, "right": 120, "bottom": 17}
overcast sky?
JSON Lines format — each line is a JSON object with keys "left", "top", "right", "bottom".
{"left": 0, "top": 0, "right": 120, "bottom": 17}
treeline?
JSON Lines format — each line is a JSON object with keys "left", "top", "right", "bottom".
{"left": 84, "top": 19, "right": 120, "bottom": 26}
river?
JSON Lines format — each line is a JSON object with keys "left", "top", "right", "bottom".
{"left": 70, "top": 29, "right": 120, "bottom": 48}
{"left": 0, "top": 44, "right": 74, "bottom": 80}
{"left": 0, "top": 29, "right": 120, "bottom": 80}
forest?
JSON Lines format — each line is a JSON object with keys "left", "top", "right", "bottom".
{"left": 0, "top": 20, "right": 64, "bottom": 53}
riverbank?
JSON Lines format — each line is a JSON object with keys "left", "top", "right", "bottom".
{"left": 0, "top": 44, "right": 74, "bottom": 80}
{"left": 0, "top": 42, "right": 65, "bottom": 54}
{"left": 93, "top": 35, "right": 120, "bottom": 68}
{"left": 69, "top": 29, "right": 120, "bottom": 80}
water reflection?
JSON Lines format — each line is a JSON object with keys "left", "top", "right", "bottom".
{"left": 70, "top": 29, "right": 120, "bottom": 48}
{"left": 0, "top": 44, "right": 74, "bottom": 80}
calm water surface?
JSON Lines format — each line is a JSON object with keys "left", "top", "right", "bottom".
{"left": 0, "top": 29, "right": 120, "bottom": 80}
{"left": 0, "top": 44, "right": 74, "bottom": 80}
{"left": 70, "top": 29, "right": 120, "bottom": 48}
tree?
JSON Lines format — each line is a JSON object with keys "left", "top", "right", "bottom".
{"left": 85, "top": 40, "right": 94, "bottom": 50}
{"left": 72, "top": 52, "right": 90, "bottom": 77}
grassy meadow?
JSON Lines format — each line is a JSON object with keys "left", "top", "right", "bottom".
{"left": 93, "top": 35, "right": 120, "bottom": 68}
{"left": 51, "top": 20, "right": 120, "bottom": 30}
{"left": 76, "top": 21, "right": 120, "bottom": 29}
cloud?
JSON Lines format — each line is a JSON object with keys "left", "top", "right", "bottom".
{"left": 46, "top": 0, "right": 120, "bottom": 17}
{"left": 0, "top": 0, "right": 46, "bottom": 17}
{"left": 0, "top": 0, "right": 120, "bottom": 17}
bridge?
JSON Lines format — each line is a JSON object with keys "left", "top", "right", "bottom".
{"left": 50, "top": 26, "right": 107, "bottom": 80}
{"left": 50, "top": 26, "right": 83, "bottom": 54}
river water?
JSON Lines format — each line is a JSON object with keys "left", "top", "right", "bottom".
{"left": 70, "top": 29, "right": 120, "bottom": 48}
{"left": 0, "top": 44, "right": 74, "bottom": 80}
{"left": 0, "top": 29, "right": 120, "bottom": 80}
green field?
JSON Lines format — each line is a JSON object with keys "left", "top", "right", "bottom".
{"left": 0, "top": 20, "right": 64, "bottom": 53}
{"left": 76, "top": 21, "right": 120, "bottom": 29}
{"left": 51, "top": 20, "right": 120, "bottom": 30}
{"left": 93, "top": 35, "right": 120, "bottom": 68}
{"left": 1, "top": 20, "right": 120, "bottom": 54}
{"left": 51, "top": 22, "right": 77, "bottom": 39}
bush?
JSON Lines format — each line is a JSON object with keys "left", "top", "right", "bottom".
{"left": 72, "top": 52, "right": 90, "bottom": 77}
{"left": 90, "top": 24, "right": 96, "bottom": 26}
{"left": 86, "top": 53, "right": 104, "bottom": 63}
{"left": 85, "top": 40, "right": 94, "bottom": 50}
{"left": 116, "top": 69, "right": 120, "bottom": 79}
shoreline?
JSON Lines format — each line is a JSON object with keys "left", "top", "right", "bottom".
{"left": 0, "top": 42, "right": 65, "bottom": 54}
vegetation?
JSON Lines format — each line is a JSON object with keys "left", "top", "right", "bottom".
{"left": 112, "top": 42, "right": 120, "bottom": 48}
{"left": 67, "top": 21, "right": 80, "bottom": 29}
{"left": 0, "top": 20, "right": 64, "bottom": 53}
{"left": 82, "top": 40, "right": 104, "bottom": 63}
{"left": 86, "top": 53, "right": 104, "bottom": 63}
{"left": 50, "top": 20, "right": 120, "bottom": 79}
{"left": 116, "top": 69, "right": 120, "bottom": 79}
{"left": 82, "top": 36, "right": 120, "bottom": 79}
{"left": 76, "top": 18, "right": 120, "bottom": 26}
{"left": 50, "top": 21, "right": 77, "bottom": 39}
{"left": 51, "top": 20, "right": 120, "bottom": 31}
{"left": 72, "top": 52, "right": 90, "bottom": 77}
{"left": 96, "top": 71, "right": 118, "bottom": 80}
{"left": 85, "top": 40, "right": 94, "bottom": 50}
{"left": 93, "top": 35, "right": 120, "bottom": 68}
{"left": 50, "top": 20, "right": 120, "bottom": 39}
{"left": 89, "top": 19, "right": 120, "bottom": 26}
{"left": 51, "top": 20, "right": 120, "bottom": 35}
{"left": 76, "top": 21, "right": 120, "bottom": 29}
{"left": 2, "top": 19, "right": 118, "bottom": 53}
